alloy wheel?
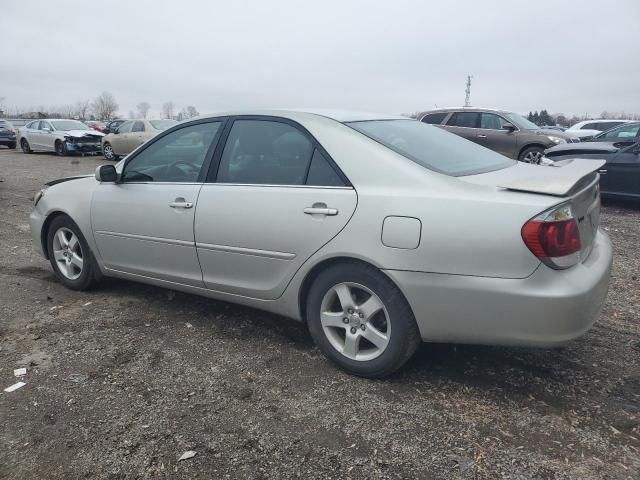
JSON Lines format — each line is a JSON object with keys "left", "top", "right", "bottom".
{"left": 103, "top": 144, "right": 114, "bottom": 160}
{"left": 320, "top": 282, "right": 390, "bottom": 361}
{"left": 52, "top": 227, "right": 84, "bottom": 280}
{"left": 522, "top": 151, "right": 543, "bottom": 164}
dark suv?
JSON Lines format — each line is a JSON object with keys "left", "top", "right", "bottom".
{"left": 0, "top": 120, "right": 17, "bottom": 149}
{"left": 418, "top": 108, "right": 579, "bottom": 163}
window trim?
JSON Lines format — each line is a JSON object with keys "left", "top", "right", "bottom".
{"left": 204, "top": 115, "right": 352, "bottom": 188}
{"left": 119, "top": 117, "right": 228, "bottom": 184}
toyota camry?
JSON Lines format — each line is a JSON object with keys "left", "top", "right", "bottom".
{"left": 29, "top": 110, "right": 612, "bottom": 377}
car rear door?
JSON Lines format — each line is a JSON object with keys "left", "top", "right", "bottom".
{"left": 110, "top": 121, "right": 132, "bottom": 155}
{"left": 194, "top": 117, "right": 357, "bottom": 300}
{"left": 91, "top": 120, "right": 224, "bottom": 286}
{"left": 27, "top": 121, "right": 44, "bottom": 149}
{"left": 442, "top": 111, "right": 481, "bottom": 143}
{"left": 601, "top": 142, "right": 640, "bottom": 197}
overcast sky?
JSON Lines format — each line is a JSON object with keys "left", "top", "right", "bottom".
{"left": 1, "top": 0, "right": 639, "bottom": 118}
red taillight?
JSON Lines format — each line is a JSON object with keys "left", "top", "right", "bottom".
{"left": 522, "top": 205, "right": 582, "bottom": 269}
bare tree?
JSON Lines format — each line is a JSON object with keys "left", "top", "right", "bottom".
{"left": 162, "top": 101, "right": 175, "bottom": 120}
{"left": 91, "top": 92, "right": 119, "bottom": 120}
{"left": 136, "top": 101, "right": 151, "bottom": 119}
{"left": 75, "top": 99, "right": 91, "bottom": 120}
{"left": 185, "top": 105, "right": 199, "bottom": 118}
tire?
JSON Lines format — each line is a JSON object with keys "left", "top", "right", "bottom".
{"left": 46, "top": 215, "right": 99, "bottom": 291}
{"left": 306, "top": 261, "right": 421, "bottom": 378}
{"left": 55, "top": 140, "right": 68, "bottom": 156}
{"left": 20, "top": 138, "right": 32, "bottom": 153}
{"left": 8, "top": 142, "right": 16, "bottom": 149}
{"left": 519, "top": 146, "right": 545, "bottom": 164}
{"left": 102, "top": 142, "right": 119, "bottom": 161}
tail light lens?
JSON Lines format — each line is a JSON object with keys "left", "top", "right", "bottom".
{"left": 522, "top": 204, "right": 581, "bottom": 269}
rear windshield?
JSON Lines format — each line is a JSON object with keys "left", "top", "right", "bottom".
{"left": 149, "top": 120, "right": 178, "bottom": 130}
{"left": 347, "top": 119, "right": 514, "bottom": 176}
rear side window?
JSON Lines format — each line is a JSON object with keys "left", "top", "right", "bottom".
{"left": 581, "top": 122, "right": 598, "bottom": 130}
{"left": 217, "top": 120, "right": 314, "bottom": 185}
{"left": 348, "top": 119, "right": 514, "bottom": 177}
{"left": 421, "top": 112, "right": 448, "bottom": 125}
{"left": 117, "top": 121, "right": 133, "bottom": 133}
{"left": 446, "top": 112, "right": 479, "bottom": 128}
{"left": 132, "top": 121, "right": 145, "bottom": 133}
{"left": 306, "top": 149, "right": 345, "bottom": 186}
{"left": 597, "top": 122, "right": 624, "bottom": 131}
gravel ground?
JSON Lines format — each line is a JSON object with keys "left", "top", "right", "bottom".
{"left": 0, "top": 148, "right": 638, "bottom": 479}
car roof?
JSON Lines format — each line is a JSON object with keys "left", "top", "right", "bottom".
{"left": 417, "top": 107, "right": 514, "bottom": 117}
{"left": 195, "top": 109, "right": 407, "bottom": 123}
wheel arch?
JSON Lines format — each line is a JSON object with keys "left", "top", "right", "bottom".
{"left": 297, "top": 256, "right": 414, "bottom": 324}
{"left": 40, "top": 211, "right": 71, "bottom": 260}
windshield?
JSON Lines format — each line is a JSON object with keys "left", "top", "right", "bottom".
{"left": 347, "top": 119, "right": 514, "bottom": 177}
{"left": 51, "top": 120, "right": 90, "bottom": 131}
{"left": 595, "top": 123, "right": 640, "bottom": 140}
{"left": 149, "top": 120, "right": 178, "bottom": 130}
{"left": 503, "top": 113, "right": 540, "bottom": 130}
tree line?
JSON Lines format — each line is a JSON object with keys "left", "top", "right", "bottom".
{"left": 0, "top": 92, "right": 199, "bottom": 122}
{"left": 528, "top": 109, "right": 640, "bottom": 127}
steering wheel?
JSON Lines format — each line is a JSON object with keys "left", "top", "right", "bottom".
{"left": 166, "top": 160, "right": 200, "bottom": 180}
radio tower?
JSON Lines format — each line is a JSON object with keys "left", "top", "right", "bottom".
{"left": 464, "top": 75, "right": 473, "bottom": 107}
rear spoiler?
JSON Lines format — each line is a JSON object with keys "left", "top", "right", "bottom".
{"left": 497, "top": 159, "right": 606, "bottom": 196}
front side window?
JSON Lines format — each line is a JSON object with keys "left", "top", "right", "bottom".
{"left": 480, "top": 113, "right": 509, "bottom": 130}
{"left": 446, "top": 112, "right": 479, "bottom": 128}
{"left": 121, "top": 122, "right": 221, "bottom": 183}
{"left": 582, "top": 122, "right": 598, "bottom": 130}
{"left": 421, "top": 112, "right": 448, "bottom": 125}
{"left": 217, "top": 120, "right": 314, "bottom": 185}
{"left": 132, "top": 121, "right": 145, "bottom": 133}
{"left": 39, "top": 121, "right": 52, "bottom": 131}
{"left": 597, "top": 122, "right": 625, "bottom": 132}
{"left": 348, "top": 119, "right": 514, "bottom": 177}
{"left": 117, "top": 121, "right": 133, "bottom": 134}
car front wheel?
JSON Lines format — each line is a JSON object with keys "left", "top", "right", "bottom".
{"left": 20, "top": 138, "right": 32, "bottom": 153}
{"left": 306, "top": 261, "right": 421, "bottom": 378}
{"left": 55, "top": 140, "right": 68, "bottom": 156}
{"left": 519, "top": 146, "right": 545, "bottom": 164}
{"left": 102, "top": 142, "right": 119, "bottom": 161}
{"left": 46, "top": 215, "right": 99, "bottom": 290}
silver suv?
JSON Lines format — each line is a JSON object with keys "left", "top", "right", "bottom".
{"left": 418, "top": 108, "right": 579, "bottom": 163}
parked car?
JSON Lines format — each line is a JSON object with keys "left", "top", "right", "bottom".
{"left": 418, "top": 108, "right": 579, "bottom": 164}
{"left": 0, "top": 120, "right": 17, "bottom": 148}
{"left": 5, "top": 118, "right": 32, "bottom": 129}
{"left": 29, "top": 110, "right": 612, "bottom": 377}
{"left": 104, "top": 119, "right": 128, "bottom": 134}
{"left": 545, "top": 122, "right": 640, "bottom": 199}
{"left": 18, "top": 119, "right": 104, "bottom": 155}
{"left": 86, "top": 121, "right": 108, "bottom": 133}
{"left": 101, "top": 119, "right": 178, "bottom": 160}
{"left": 566, "top": 119, "right": 629, "bottom": 140}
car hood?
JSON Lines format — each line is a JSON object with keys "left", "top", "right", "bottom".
{"left": 63, "top": 129, "right": 105, "bottom": 138}
{"left": 461, "top": 158, "right": 605, "bottom": 196}
{"left": 545, "top": 142, "right": 619, "bottom": 155}
{"left": 538, "top": 128, "right": 574, "bottom": 139}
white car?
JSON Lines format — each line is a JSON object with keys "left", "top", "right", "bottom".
{"left": 566, "top": 119, "right": 629, "bottom": 140}
{"left": 19, "top": 119, "right": 104, "bottom": 156}
{"left": 28, "top": 110, "right": 612, "bottom": 377}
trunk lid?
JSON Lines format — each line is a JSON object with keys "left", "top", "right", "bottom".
{"left": 461, "top": 159, "right": 603, "bottom": 263}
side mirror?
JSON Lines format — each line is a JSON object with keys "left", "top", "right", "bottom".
{"left": 95, "top": 164, "right": 118, "bottom": 182}
{"left": 502, "top": 123, "right": 516, "bottom": 132}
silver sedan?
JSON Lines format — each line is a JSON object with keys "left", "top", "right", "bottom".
{"left": 29, "top": 110, "right": 612, "bottom": 377}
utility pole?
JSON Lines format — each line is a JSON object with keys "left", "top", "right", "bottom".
{"left": 464, "top": 75, "right": 473, "bottom": 107}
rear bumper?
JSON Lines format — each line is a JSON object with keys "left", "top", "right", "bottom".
{"left": 385, "top": 230, "right": 613, "bottom": 347}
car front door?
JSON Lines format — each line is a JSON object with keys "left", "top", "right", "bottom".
{"left": 109, "top": 120, "right": 132, "bottom": 155}
{"left": 601, "top": 142, "right": 640, "bottom": 197}
{"left": 39, "top": 121, "right": 56, "bottom": 151}
{"left": 478, "top": 113, "right": 517, "bottom": 158}
{"left": 194, "top": 117, "right": 357, "bottom": 300}
{"left": 442, "top": 111, "right": 481, "bottom": 143}
{"left": 91, "top": 120, "right": 224, "bottom": 286}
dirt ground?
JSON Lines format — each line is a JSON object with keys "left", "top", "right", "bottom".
{"left": 0, "top": 148, "right": 638, "bottom": 479}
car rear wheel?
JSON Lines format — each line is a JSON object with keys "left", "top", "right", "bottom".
{"left": 55, "top": 140, "right": 67, "bottom": 156}
{"left": 20, "top": 138, "right": 32, "bottom": 153}
{"left": 102, "top": 142, "right": 118, "bottom": 161}
{"left": 519, "top": 146, "right": 544, "bottom": 164}
{"left": 306, "top": 261, "right": 421, "bottom": 378}
{"left": 46, "top": 215, "right": 99, "bottom": 291}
